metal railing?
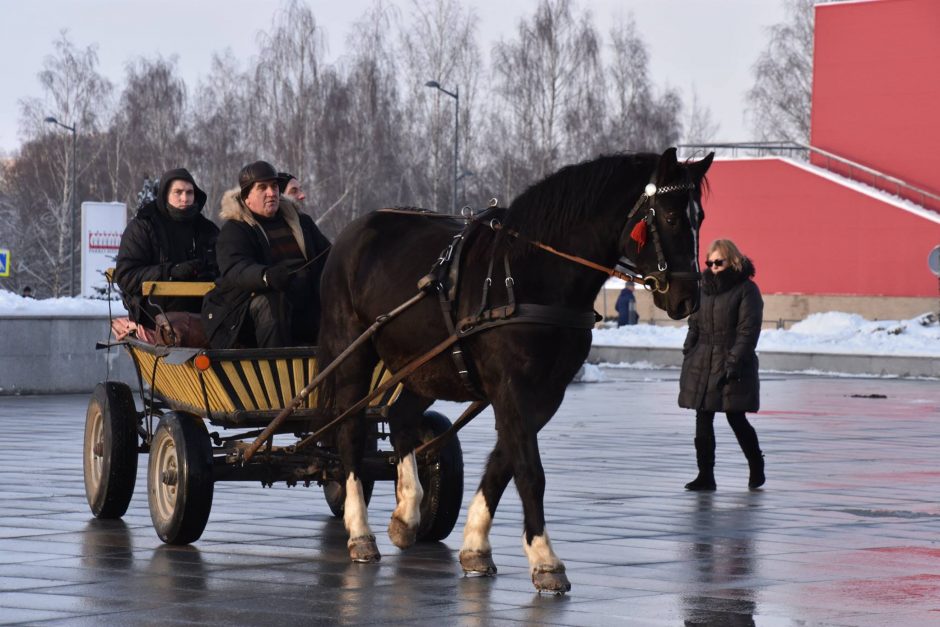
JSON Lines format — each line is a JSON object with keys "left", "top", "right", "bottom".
{"left": 678, "top": 141, "right": 940, "bottom": 213}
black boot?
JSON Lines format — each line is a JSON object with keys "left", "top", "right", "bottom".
{"left": 729, "top": 414, "right": 765, "bottom": 489}
{"left": 747, "top": 453, "right": 765, "bottom": 490}
{"left": 685, "top": 437, "right": 716, "bottom": 491}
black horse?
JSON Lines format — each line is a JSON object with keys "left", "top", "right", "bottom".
{"left": 317, "top": 147, "right": 714, "bottom": 593}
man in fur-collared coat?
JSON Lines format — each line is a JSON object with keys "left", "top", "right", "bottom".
{"left": 202, "top": 160, "right": 330, "bottom": 348}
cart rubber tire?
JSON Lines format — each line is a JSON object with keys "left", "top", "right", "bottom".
{"left": 148, "top": 413, "right": 213, "bottom": 545}
{"left": 84, "top": 381, "right": 139, "bottom": 519}
{"left": 413, "top": 410, "right": 463, "bottom": 542}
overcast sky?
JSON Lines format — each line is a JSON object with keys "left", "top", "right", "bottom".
{"left": 0, "top": 0, "right": 787, "bottom": 155}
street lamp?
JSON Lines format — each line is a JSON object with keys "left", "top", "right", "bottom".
{"left": 44, "top": 116, "right": 77, "bottom": 297}
{"left": 425, "top": 80, "right": 459, "bottom": 213}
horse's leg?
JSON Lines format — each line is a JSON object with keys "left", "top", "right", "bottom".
{"left": 513, "top": 430, "right": 570, "bottom": 594}
{"left": 459, "top": 439, "right": 514, "bottom": 576}
{"left": 333, "top": 355, "right": 381, "bottom": 563}
{"left": 495, "top": 396, "right": 571, "bottom": 594}
{"left": 385, "top": 391, "right": 433, "bottom": 549}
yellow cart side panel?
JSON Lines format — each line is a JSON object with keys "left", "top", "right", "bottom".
{"left": 200, "top": 368, "right": 236, "bottom": 412}
{"left": 275, "top": 359, "right": 292, "bottom": 407}
{"left": 306, "top": 358, "right": 319, "bottom": 408}
{"left": 220, "top": 361, "right": 253, "bottom": 410}
{"left": 257, "top": 360, "right": 279, "bottom": 408}
{"left": 292, "top": 360, "right": 305, "bottom": 406}
{"left": 241, "top": 360, "right": 271, "bottom": 410}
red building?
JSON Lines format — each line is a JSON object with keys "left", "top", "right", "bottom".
{"left": 696, "top": 0, "right": 940, "bottom": 313}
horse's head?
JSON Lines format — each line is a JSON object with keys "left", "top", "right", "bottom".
{"left": 620, "top": 148, "right": 714, "bottom": 320}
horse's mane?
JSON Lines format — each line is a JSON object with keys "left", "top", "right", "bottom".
{"left": 503, "top": 152, "right": 658, "bottom": 246}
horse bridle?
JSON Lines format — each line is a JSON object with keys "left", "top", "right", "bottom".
{"left": 617, "top": 176, "right": 701, "bottom": 294}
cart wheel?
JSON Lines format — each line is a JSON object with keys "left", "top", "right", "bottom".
{"left": 413, "top": 410, "right": 463, "bottom": 542}
{"left": 84, "top": 382, "right": 139, "bottom": 519}
{"left": 148, "top": 413, "right": 213, "bottom": 545}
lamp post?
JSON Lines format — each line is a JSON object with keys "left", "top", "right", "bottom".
{"left": 44, "top": 116, "right": 77, "bottom": 296}
{"left": 425, "top": 81, "right": 459, "bottom": 213}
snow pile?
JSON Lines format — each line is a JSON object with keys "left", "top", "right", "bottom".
{"left": 592, "top": 311, "right": 940, "bottom": 357}
{"left": 0, "top": 290, "right": 126, "bottom": 317}
{"left": 760, "top": 312, "right": 940, "bottom": 357}
{"left": 574, "top": 363, "right": 607, "bottom": 382}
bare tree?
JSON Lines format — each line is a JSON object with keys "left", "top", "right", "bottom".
{"left": 248, "top": 0, "right": 326, "bottom": 180}
{"left": 683, "top": 86, "right": 720, "bottom": 145}
{"left": 398, "top": 0, "right": 483, "bottom": 211}
{"left": 746, "top": 0, "right": 816, "bottom": 142}
{"left": 489, "top": 0, "right": 602, "bottom": 199}
{"left": 13, "top": 32, "right": 113, "bottom": 296}
{"left": 313, "top": 2, "right": 406, "bottom": 232}
{"left": 190, "top": 53, "right": 252, "bottom": 220}
{"left": 605, "top": 15, "right": 682, "bottom": 153}
{"left": 110, "top": 55, "right": 191, "bottom": 209}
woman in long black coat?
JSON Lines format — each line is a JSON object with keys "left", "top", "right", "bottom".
{"left": 678, "top": 239, "right": 765, "bottom": 490}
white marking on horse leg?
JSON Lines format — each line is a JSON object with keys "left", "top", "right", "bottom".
{"left": 461, "top": 490, "right": 493, "bottom": 555}
{"left": 522, "top": 530, "right": 564, "bottom": 574}
{"left": 393, "top": 451, "right": 423, "bottom": 529}
{"left": 343, "top": 472, "right": 372, "bottom": 540}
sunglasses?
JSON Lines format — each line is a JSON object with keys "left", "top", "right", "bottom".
{"left": 705, "top": 259, "right": 725, "bottom": 268}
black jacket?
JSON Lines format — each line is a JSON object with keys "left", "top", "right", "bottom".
{"left": 678, "top": 258, "right": 763, "bottom": 413}
{"left": 202, "top": 189, "right": 330, "bottom": 348}
{"left": 114, "top": 170, "right": 219, "bottom": 325}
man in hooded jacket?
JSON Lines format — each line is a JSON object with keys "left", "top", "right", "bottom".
{"left": 114, "top": 168, "right": 219, "bottom": 328}
{"left": 202, "top": 160, "right": 330, "bottom": 349}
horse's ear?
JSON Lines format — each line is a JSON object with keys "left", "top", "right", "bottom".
{"left": 655, "top": 147, "right": 679, "bottom": 181}
{"left": 688, "top": 151, "right": 715, "bottom": 183}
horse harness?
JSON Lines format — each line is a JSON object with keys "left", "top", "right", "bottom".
{"left": 384, "top": 207, "right": 598, "bottom": 399}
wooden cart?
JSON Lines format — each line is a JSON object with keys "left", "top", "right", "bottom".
{"left": 84, "top": 279, "right": 463, "bottom": 545}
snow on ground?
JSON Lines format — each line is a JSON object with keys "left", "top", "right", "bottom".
{"left": 0, "top": 290, "right": 126, "bottom": 317}
{"left": 2, "top": 289, "right": 938, "bottom": 357}
{"left": 593, "top": 311, "right": 940, "bottom": 357}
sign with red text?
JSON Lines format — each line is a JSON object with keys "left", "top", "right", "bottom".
{"left": 81, "top": 202, "right": 127, "bottom": 297}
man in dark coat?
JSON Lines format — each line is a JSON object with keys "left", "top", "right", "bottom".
{"left": 202, "top": 160, "right": 330, "bottom": 348}
{"left": 678, "top": 239, "right": 765, "bottom": 491}
{"left": 114, "top": 168, "right": 219, "bottom": 327}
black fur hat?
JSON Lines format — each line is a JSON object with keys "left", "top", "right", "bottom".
{"left": 276, "top": 172, "right": 295, "bottom": 194}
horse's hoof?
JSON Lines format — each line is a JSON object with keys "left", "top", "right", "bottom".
{"left": 532, "top": 564, "right": 571, "bottom": 595}
{"left": 388, "top": 516, "right": 417, "bottom": 549}
{"left": 348, "top": 535, "right": 381, "bottom": 563}
{"left": 459, "top": 549, "right": 497, "bottom": 576}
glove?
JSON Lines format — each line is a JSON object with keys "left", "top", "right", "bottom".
{"left": 724, "top": 367, "right": 740, "bottom": 383}
{"left": 169, "top": 260, "right": 201, "bottom": 280}
{"left": 264, "top": 263, "right": 291, "bottom": 291}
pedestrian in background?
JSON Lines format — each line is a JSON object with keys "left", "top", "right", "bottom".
{"left": 678, "top": 239, "right": 765, "bottom": 491}
{"left": 615, "top": 283, "right": 638, "bottom": 326}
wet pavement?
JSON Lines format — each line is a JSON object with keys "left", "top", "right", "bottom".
{"left": 1, "top": 369, "right": 940, "bottom": 625}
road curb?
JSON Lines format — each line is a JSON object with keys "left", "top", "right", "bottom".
{"left": 588, "top": 345, "right": 939, "bottom": 378}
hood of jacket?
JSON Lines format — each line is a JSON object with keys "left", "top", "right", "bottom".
{"left": 155, "top": 167, "right": 207, "bottom": 216}
{"left": 703, "top": 256, "right": 756, "bottom": 295}
{"left": 219, "top": 187, "right": 308, "bottom": 259}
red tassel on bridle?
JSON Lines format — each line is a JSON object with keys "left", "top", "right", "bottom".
{"left": 630, "top": 219, "right": 647, "bottom": 251}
